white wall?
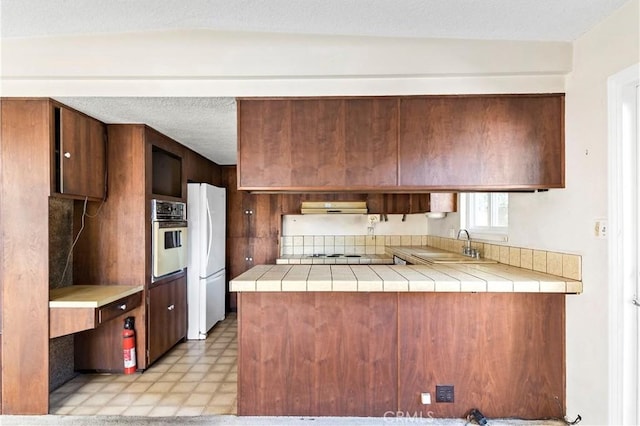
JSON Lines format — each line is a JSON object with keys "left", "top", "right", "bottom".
{"left": 0, "top": 30, "right": 569, "bottom": 96}
{"left": 283, "top": 214, "right": 428, "bottom": 236}
{"left": 431, "top": 2, "right": 640, "bottom": 424}
{"left": 553, "top": 3, "right": 638, "bottom": 423}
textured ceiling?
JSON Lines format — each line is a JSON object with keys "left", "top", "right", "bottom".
{"left": 55, "top": 97, "right": 238, "bottom": 165}
{"left": 3, "top": 0, "right": 631, "bottom": 165}
{"left": 1, "top": 0, "right": 630, "bottom": 41}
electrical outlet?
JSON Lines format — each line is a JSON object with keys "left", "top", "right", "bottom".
{"left": 594, "top": 219, "right": 607, "bottom": 239}
{"left": 435, "top": 385, "right": 454, "bottom": 403}
{"left": 421, "top": 392, "right": 431, "bottom": 404}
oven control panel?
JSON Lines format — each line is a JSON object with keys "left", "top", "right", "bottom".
{"left": 151, "top": 199, "right": 186, "bottom": 221}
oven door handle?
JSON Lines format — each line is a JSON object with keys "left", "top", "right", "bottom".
{"left": 156, "top": 221, "right": 188, "bottom": 229}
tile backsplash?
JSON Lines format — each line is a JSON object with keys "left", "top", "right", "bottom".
{"left": 281, "top": 235, "right": 430, "bottom": 256}
{"left": 426, "top": 235, "right": 582, "bottom": 281}
{"left": 280, "top": 233, "right": 582, "bottom": 282}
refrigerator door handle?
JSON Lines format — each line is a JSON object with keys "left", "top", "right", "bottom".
{"left": 201, "top": 200, "right": 214, "bottom": 280}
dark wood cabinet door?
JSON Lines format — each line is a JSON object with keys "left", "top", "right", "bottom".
{"left": 290, "top": 99, "right": 346, "bottom": 187}
{"left": 172, "top": 276, "right": 187, "bottom": 345}
{"left": 344, "top": 98, "right": 398, "bottom": 187}
{"left": 280, "top": 193, "right": 302, "bottom": 215}
{"left": 224, "top": 168, "right": 251, "bottom": 238}
{"left": 148, "top": 276, "right": 187, "bottom": 365}
{"left": 226, "top": 236, "right": 279, "bottom": 312}
{"left": 238, "top": 100, "right": 293, "bottom": 188}
{"left": 148, "top": 281, "right": 171, "bottom": 364}
{"left": 238, "top": 98, "right": 400, "bottom": 190}
{"left": 366, "top": 194, "right": 411, "bottom": 214}
{"left": 238, "top": 292, "right": 397, "bottom": 416}
{"left": 250, "top": 237, "right": 279, "bottom": 265}
{"left": 397, "top": 293, "right": 564, "bottom": 419}
{"left": 250, "top": 194, "right": 281, "bottom": 238}
{"left": 59, "top": 107, "right": 106, "bottom": 199}
{"left": 227, "top": 237, "right": 252, "bottom": 311}
{"left": 409, "top": 194, "right": 430, "bottom": 213}
{"left": 399, "top": 95, "right": 564, "bottom": 189}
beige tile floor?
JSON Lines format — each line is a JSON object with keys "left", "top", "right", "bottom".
{"left": 49, "top": 313, "right": 238, "bottom": 417}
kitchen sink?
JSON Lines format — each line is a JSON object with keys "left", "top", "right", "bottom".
{"left": 412, "top": 252, "right": 462, "bottom": 258}
{"left": 306, "top": 254, "right": 362, "bottom": 258}
{"left": 412, "top": 252, "right": 497, "bottom": 264}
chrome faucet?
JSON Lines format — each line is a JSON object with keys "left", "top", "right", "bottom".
{"left": 457, "top": 229, "right": 477, "bottom": 258}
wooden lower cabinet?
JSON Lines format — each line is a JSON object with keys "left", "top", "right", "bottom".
{"left": 238, "top": 292, "right": 397, "bottom": 416}
{"left": 397, "top": 293, "right": 565, "bottom": 419}
{"left": 237, "top": 292, "right": 565, "bottom": 419}
{"left": 147, "top": 276, "right": 187, "bottom": 365}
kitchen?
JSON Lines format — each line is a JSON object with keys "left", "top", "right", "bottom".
{"left": 1, "top": 1, "right": 639, "bottom": 425}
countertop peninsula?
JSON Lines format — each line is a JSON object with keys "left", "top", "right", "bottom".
{"left": 231, "top": 246, "right": 582, "bottom": 294}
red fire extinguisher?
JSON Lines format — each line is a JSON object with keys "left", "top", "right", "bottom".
{"left": 123, "top": 317, "right": 137, "bottom": 374}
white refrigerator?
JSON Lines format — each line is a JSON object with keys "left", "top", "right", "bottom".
{"left": 187, "top": 183, "right": 226, "bottom": 340}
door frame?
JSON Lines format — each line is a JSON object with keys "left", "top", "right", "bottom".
{"left": 608, "top": 62, "right": 639, "bottom": 426}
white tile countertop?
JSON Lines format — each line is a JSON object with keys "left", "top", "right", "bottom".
{"left": 230, "top": 263, "right": 582, "bottom": 294}
{"left": 276, "top": 254, "right": 393, "bottom": 265}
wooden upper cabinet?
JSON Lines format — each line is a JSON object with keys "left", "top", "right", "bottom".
{"left": 57, "top": 106, "right": 107, "bottom": 199}
{"left": 399, "top": 95, "right": 565, "bottom": 190}
{"left": 238, "top": 95, "right": 564, "bottom": 191}
{"left": 366, "top": 192, "right": 457, "bottom": 214}
{"left": 291, "top": 99, "right": 346, "bottom": 187}
{"left": 237, "top": 98, "right": 399, "bottom": 190}
{"left": 344, "top": 98, "right": 398, "bottom": 187}
{"left": 238, "top": 99, "right": 292, "bottom": 188}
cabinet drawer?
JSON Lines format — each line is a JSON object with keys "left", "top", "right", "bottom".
{"left": 98, "top": 292, "right": 142, "bottom": 324}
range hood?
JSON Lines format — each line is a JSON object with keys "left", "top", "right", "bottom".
{"left": 300, "top": 201, "right": 368, "bottom": 214}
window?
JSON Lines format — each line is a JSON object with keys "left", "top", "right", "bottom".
{"left": 461, "top": 193, "right": 508, "bottom": 241}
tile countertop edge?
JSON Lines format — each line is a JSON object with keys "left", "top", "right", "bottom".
{"left": 230, "top": 265, "right": 583, "bottom": 294}
{"left": 49, "top": 285, "right": 144, "bottom": 308}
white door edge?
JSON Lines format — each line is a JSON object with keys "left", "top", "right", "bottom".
{"left": 607, "top": 62, "right": 640, "bottom": 426}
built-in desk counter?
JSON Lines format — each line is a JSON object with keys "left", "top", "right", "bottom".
{"left": 49, "top": 285, "right": 143, "bottom": 338}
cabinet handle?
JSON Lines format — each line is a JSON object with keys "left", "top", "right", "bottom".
{"left": 167, "top": 304, "right": 175, "bottom": 311}
{"left": 118, "top": 304, "right": 127, "bottom": 310}
{"left": 63, "top": 152, "right": 71, "bottom": 159}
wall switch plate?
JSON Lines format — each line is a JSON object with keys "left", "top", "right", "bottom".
{"left": 594, "top": 219, "right": 608, "bottom": 239}
{"left": 435, "top": 385, "right": 454, "bottom": 403}
{"left": 421, "top": 392, "right": 431, "bottom": 404}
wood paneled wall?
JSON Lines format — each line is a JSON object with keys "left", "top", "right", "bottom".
{"left": 0, "top": 99, "right": 51, "bottom": 413}
{"left": 238, "top": 292, "right": 565, "bottom": 419}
